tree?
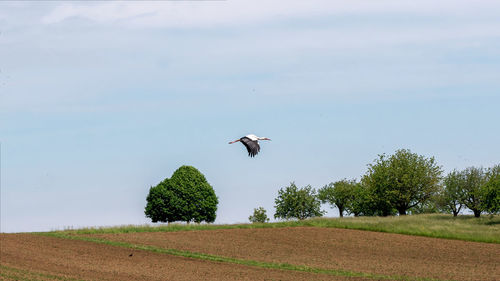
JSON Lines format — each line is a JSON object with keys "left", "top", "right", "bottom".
{"left": 145, "top": 166, "right": 218, "bottom": 223}
{"left": 461, "top": 166, "right": 487, "bottom": 218}
{"left": 249, "top": 207, "right": 270, "bottom": 223}
{"left": 482, "top": 164, "right": 500, "bottom": 214}
{"left": 437, "top": 170, "right": 466, "bottom": 216}
{"left": 362, "top": 149, "right": 442, "bottom": 216}
{"left": 318, "top": 179, "right": 357, "bottom": 217}
{"left": 274, "top": 182, "right": 324, "bottom": 220}
{"left": 361, "top": 154, "right": 397, "bottom": 216}
{"left": 348, "top": 182, "right": 372, "bottom": 216}
{"left": 144, "top": 179, "right": 180, "bottom": 223}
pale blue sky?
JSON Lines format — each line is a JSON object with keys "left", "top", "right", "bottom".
{"left": 1, "top": 1, "right": 499, "bottom": 232}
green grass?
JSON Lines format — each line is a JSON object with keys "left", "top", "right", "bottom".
{"left": 40, "top": 232, "right": 448, "bottom": 281}
{"left": 51, "top": 214, "right": 500, "bottom": 243}
{"left": 305, "top": 214, "right": 500, "bottom": 243}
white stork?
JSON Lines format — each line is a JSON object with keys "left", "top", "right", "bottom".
{"left": 229, "top": 134, "right": 271, "bottom": 157}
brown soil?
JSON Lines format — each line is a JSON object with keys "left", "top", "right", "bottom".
{"left": 90, "top": 227, "right": 500, "bottom": 281}
{"left": 1, "top": 233, "right": 371, "bottom": 281}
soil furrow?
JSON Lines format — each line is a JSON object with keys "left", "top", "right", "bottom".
{"left": 1, "top": 233, "right": 375, "bottom": 281}
{"left": 84, "top": 227, "right": 499, "bottom": 281}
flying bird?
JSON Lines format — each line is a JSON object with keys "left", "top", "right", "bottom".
{"left": 229, "top": 134, "right": 271, "bottom": 157}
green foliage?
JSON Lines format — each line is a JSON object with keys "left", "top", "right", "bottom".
{"left": 318, "top": 179, "right": 357, "bottom": 217}
{"left": 408, "top": 196, "right": 440, "bottom": 215}
{"left": 144, "top": 179, "right": 179, "bottom": 223}
{"left": 362, "top": 149, "right": 442, "bottom": 216}
{"left": 461, "top": 166, "right": 487, "bottom": 217}
{"left": 361, "top": 154, "right": 397, "bottom": 216}
{"left": 145, "top": 166, "right": 218, "bottom": 223}
{"left": 248, "top": 207, "right": 270, "bottom": 223}
{"left": 274, "top": 182, "right": 324, "bottom": 220}
{"left": 169, "top": 166, "right": 219, "bottom": 223}
{"left": 436, "top": 170, "right": 466, "bottom": 216}
{"left": 481, "top": 164, "right": 500, "bottom": 214}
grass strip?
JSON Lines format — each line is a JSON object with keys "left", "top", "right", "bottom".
{"left": 0, "top": 264, "right": 86, "bottom": 281}
{"left": 51, "top": 214, "right": 500, "bottom": 244}
{"left": 39, "top": 232, "right": 452, "bottom": 281}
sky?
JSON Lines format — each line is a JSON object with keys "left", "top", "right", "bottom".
{"left": 1, "top": 1, "right": 499, "bottom": 233}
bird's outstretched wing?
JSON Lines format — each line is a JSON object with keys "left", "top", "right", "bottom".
{"left": 240, "top": 137, "right": 260, "bottom": 157}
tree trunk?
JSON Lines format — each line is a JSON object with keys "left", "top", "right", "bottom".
{"left": 473, "top": 209, "right": 481, "bottom": 218}
{"left": 398, "top": 208, "right": 407, "bottom": 216}
{"left": 452, "top": 211, "right": 458, "bottom": 217}
{"left": 338, "top": 206, "right": 344, "bottom": 218}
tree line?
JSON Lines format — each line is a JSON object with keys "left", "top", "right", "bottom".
{"left": 144, "top": 151, "right": 498, "bottom": 225}
{"left": 251, "top": 149, "right": 499, "bottom": 223}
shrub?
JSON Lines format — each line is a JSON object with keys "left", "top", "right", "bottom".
{"left": 249, "top": 207, "right": 270, "bottom": 223}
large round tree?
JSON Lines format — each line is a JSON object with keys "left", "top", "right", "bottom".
{"left": 145, "top": 166, "right": 218, "bottom": 223}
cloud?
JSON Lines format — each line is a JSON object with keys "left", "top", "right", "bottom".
{"left": 2, "top": 0, "right": 498, "bottom": 116}
{"left": 41, "top": 0, "right": 500, "bottom": 28}
{"left": 41, "top": 1, "right": 316, "bottom": 26}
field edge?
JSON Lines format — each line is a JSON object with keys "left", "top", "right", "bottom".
{"left": 42, "top": 214, "right": 500, "bottom": 244}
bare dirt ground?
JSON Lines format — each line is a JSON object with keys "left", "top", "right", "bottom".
{"left": 90, "top": 227, "right": 500, "bottom": 281}
{"left": 1, "top": 233, "right": 372, "bottom": 281}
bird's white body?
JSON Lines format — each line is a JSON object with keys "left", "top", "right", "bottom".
{"left": 246, "top": 134, "right": 259, "bottom": 141}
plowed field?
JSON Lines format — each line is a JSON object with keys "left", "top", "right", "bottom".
{"left": 1, "top": 227, "right": 499, "bottom": 281}
{"left": 0, "top": 234, "right": 369, "bottom": 281}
